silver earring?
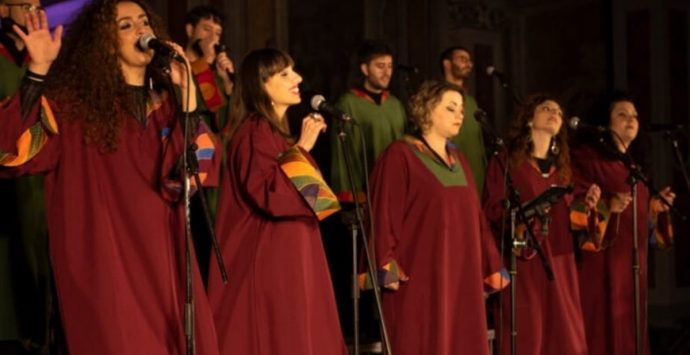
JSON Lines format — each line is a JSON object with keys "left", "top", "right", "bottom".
{"left": 550, "top": 137, "right": 560, "bottom": 155}
{"left": 148, "top": 77, "right": 154, "bottom": 90}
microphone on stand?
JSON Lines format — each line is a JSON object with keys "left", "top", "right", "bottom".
{"left": 486, "top": 66, "right": 508, "bottom": 88}
{"left": 474, "top": 109, "right": 504, "bottom": 147}
{"left": 310, "top": 95, "right": 356, "bottom": 124}
{"left": 567, "top": 116, "right": 608, "bottom": 132}
{"left": 138, "top": 33, "right": 185, "bottom": 63}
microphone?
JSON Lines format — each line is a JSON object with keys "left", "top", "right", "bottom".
{"left": 643, "top": 123, "right": 685, "bottom": 133}
{"left": 138, "top": 33, "right": 184, "bottom": 63}
{"left": 474, "top": 109, "right": 503, "bottom": 146}
{"left": 310, "top": 95, "right": 355, "bottom": 123}
{"left": 486, "top": 66, "right": 508, "bottom": 88}
{"left": 567, "top": 116, "right": 607, "bottom": 132}
{"left": 213, "top": 43, "right": 236, "bottom": 82}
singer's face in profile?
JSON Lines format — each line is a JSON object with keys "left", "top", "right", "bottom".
{"left": 609, "top": 100, "right": 639, "bottom": 147}
{"left": 530, "top": 100, "right": 563, "bottom": 136}
{"left": 428, "top": 90, "right": 464, "bottom": 139}
{"left": 116, "top": 1, "right": 154, "bottom": 70}
{"left": 263, "top": 65, "right": 303, "bottom": 113}
{"left": 449, "top": 49, "right": 473, "bottom": 80}
{"left": 361, "top": 54, "right": 393, "bottom": 92}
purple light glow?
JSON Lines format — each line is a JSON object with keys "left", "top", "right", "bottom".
{"left": 45, "top": 0, "right": 90, "bottom": 29}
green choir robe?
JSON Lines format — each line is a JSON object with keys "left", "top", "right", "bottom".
{"left": 329, "top": 88, "right": 407, "bottom": 202}
{"left": 449, "top": 94, "right": 487, "bottom": 195}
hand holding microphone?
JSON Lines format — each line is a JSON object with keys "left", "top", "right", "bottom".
{"left": 297, "top": 112, "right": 327, "bottom": 152}
{"left": 138, "top": 33, "right": 185, "bottom": 63}
{"left": 213, "top": 43, "right": 236, "bottom": 83}
{"left": 310, "top": 95, "right": 355, "bottom": 124}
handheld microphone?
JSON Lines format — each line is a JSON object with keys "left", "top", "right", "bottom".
{"left": 310, "top": 95, "right": 355, "bottom": 123}
{"left": 138, "top": 33, "right": 184, "bottom": 63}
{"left": 567, "top": 116, "right": 607, "bottom": 132}
{"left": 486, "top": 66, "right": 508, "bottom": 88}
{"left": 212, "top": 43, "right": 236, "bottom": 82}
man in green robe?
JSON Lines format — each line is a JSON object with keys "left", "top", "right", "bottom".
{"left": 330, "top": 40, "right": 407, "bottom": 203}
{"left": 440, "top": 46, "right": 488, "bottom": 195}
{"left": 0, "top": 1, "right": 52, "bottom": 353}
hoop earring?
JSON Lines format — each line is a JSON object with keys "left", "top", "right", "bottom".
{"left": 550, "top": 137, "right": 560, "bottom": 155}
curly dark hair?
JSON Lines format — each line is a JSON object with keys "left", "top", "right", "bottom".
{"left": 44, "top": 0, "right": 170, "bottom": 152}
{"left": 408, "top": 80, "right": 464, "bottom": 134}
{"left": 506, "top": 94, "right": 571, "bottom": 184}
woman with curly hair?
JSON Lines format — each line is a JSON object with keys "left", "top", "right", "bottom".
{"left": 365, "top": 80, "right": 507, "bottom": 354}
{"left": 482, "top": 95, "right": 599, "bottom": 355}
{"left": 206, "top": 48, "right": 346, "bottom": 355}
{"left": 0, "top": 1, "right": 220, "bottom": 354}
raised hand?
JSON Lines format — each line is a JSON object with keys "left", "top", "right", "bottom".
{"left": 215, "top": 51, "right": 234, "bottom": 93}
{"left": 651, "top": 186, "right": 676, "bottom": 213}
{"left": 609, "top": 192, "right": 632, "bottom": 213}
{"left": 296, "top": 113, "right": 327, "bottom": 152}
{"left": 14, "top": 10, "right": 63, "bottom": 75}
{"left": 584, "top": 184, "right": 601, "bottom": 210}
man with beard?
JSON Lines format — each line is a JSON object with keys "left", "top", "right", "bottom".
{"left": 440, "top": 46, "right": 487, "bottom": 194}
{"left": 330, "top": 40, "right": 407, "bottom": 203}
{"left": 0, "top": 1, "right": 52, "bottom": 353}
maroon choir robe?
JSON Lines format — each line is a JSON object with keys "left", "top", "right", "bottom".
{"left": 207, "top": 114, "right": 346, "bottom": 355}
{"left": 570, "top": 145, "right": 672, "bottom": 355}
{"left": 367, "top": 137, "right": 508, "bottom": 355}
{"left": 483, "top": 156, "right": 588, "bottom": 355}
{"left": 0, "top": 92, "right": 221, "bottom": 355}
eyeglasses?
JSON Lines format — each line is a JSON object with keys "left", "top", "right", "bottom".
{"left": 4, "top": 3, "right": 44, "bottom": 12}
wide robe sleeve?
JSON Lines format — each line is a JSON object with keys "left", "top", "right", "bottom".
{"left": 569, "top": 146, "right": 672, "bottom": 251}
{"left": 0, "top": 87, "right": 60, "bottom": 177}
{"left": 365, "top": 143, "right": 410, "bottom": 287}
{"left": 234, "top": 119, "right": 339, "bottom": 219}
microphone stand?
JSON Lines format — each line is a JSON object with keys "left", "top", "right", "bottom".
{"left": 164, "top": 59, "right": 228, "bottom": 355}
{"left": 477, "top": 111, "right": 554, "bottom": 355}
{"left": 665, "top": 130, "right": 690, "bottom": 194}
{"left": 603, "top": 129, "right": 683, "bottom": 355}
{"left": 488, "top": 72, "right": 523, "bottom": 106}
{"left": 335, "top": 120, "right": 392, "bottom": 355}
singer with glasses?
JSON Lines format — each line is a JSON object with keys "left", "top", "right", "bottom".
{"left": 0, "top": 1, "right": 223, "bottom": 354}
{"left": 0, "top": 0, "right": 53, "bottom": 352}
{"left": 483, "top": 95, "right": 597, "bottom": 355}
{"left": 569, "top": 92, "right": 675, "bottom": 355}
{"left": 365, "top": 80, "right": 508, "bottom": 354}
{"left": 206, "top": 48, "right": 346, "bottom": 355}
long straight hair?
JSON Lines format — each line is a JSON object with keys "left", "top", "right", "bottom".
{"left": 225, "top": 48, "right": 295, "bottom": 138}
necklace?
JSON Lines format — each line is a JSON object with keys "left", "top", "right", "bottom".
{"left": 417, "top": 134, "right": 454, "bottom": 171}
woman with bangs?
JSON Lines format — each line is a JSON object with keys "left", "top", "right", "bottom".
{"left": 483, "top": 95, "right": 598, "bottom": 355}
{"left": 367, "top": 80, "right": 507, "bottom": 354}
{"left": 0, "top": 0, "right": 221, "bottom": 354}
{"left": 206, "top": 48, "right": 346, "bottom": 355}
